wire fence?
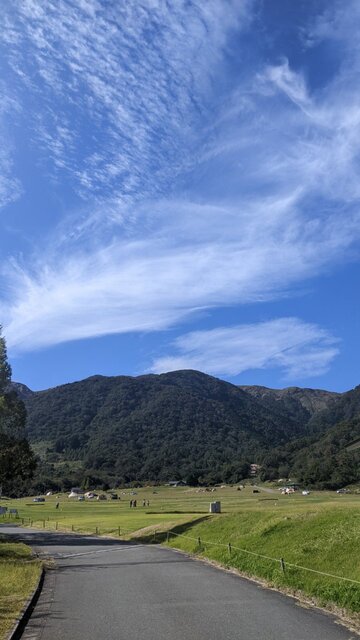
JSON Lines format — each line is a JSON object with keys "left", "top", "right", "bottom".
{"left": 0, "top": 512, "right": 134, "bottom": 537}
{"left": 165, "top": 529, "right": 360, "bottom": 586}
{"left": 2, "top": 512, "right": 359, "bottom": 587}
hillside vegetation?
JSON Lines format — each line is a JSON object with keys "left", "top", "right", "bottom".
{"left": 262, "top": 387, "right": 360, "bottom": 488}
{"left": 12, "top": 371, "right": 360, "bottom": 491}
{"left": 24, "top": 370, "right": 306, "bottom": 489}
{"left": 240, "top": 385, "right": 339, "bottom": 425}
{"left": 0, "top": 538, "right": 41, "bottom": 639}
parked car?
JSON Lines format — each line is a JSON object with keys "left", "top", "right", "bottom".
{"left": 33, "top": 497, "right": 45, "bottom": 502}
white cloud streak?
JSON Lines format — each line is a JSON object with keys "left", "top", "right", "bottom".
{"left": 1, "top": 193, "right": 358, "bottom": 352}
{"left": 150, "top": 318, "right": 340, "bottom": 380}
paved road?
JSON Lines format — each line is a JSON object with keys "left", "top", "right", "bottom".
{"left": 2, "top": 525, "right": 358, "bottom": 640}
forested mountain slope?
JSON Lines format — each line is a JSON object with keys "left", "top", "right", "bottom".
{"left": 307, "top": 384, "right": 360, "bottom": 431}
{"left": 261, "top": 418, "right": 360, "bottom": 489}
{"left": 261, "top": 386, "right": 360, "bottom": 488}
{"left": 21, "top": 370, "right": 311, "bottom": 487}
{"left": 240, "top": 385, "right": 339, "bottom": 427}
{"left": 12, "top": 371, "right": 359, "bottom": 490}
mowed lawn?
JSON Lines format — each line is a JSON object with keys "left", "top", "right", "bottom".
{"left": 1, "top": 484, "right": 360, "bottom": 615}
{"left": 0, "top": 539, "right": 41, "bottom": 640}
{"left": 1, "top": 486, "right": 211, "bottom": 536}
{"left": 2, "top": 484, "right": 360, "bottom": 537}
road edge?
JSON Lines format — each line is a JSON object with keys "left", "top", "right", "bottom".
{"left": 6, "top": 566, "right": 45, "bottom": 640}
{"left": 163, "top": 543, "right": 360, "bottom": 637}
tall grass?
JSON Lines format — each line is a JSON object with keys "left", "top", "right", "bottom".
{"left": 0, "top": 540, "right": 41, "bottom": 639}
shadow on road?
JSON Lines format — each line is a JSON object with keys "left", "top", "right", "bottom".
{"left": 0, "top": 526, "right": 138, "bottom": 548}
{"left": 0, "top": 517, "right": 210, "bottom": 549}
{"left": 55, "top": 556, "right": 194, "bottom": 573}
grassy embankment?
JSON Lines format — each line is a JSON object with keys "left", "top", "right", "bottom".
{"left": 167, "top": 505, "right": 360, "bottom": 614}
{"left": 0, "top": 538, "right": 41, "bottom": 639}
{"left": 1, "top": 485, "right": 359, "bottom": 615}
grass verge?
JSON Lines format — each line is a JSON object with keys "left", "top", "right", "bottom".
{"left": 0, "top": 537, "right": 42, "bottom": 640}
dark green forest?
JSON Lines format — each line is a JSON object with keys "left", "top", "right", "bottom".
{"left": 261, "top": 386, "right": 360, "bottom": 488}
{"left": 15, "top": 370, "right": 360, "bottom": 493}
{"left": 0, "top": 330, "right": 36, "bottom": 495}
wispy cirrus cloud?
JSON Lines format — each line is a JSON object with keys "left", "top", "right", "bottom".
{"left": 150, "top": 318, "right": 340, "bottom": 380}
{"left": 0, "top": 91, "right": 22, "bottom": 210}
{"left": 0, "top": 0, "right": 251, "bottom": 205}
{"left": 0, "top": 0, "right": 360, "bottom": 375}
{"left": 0, "top": 146, "right": 22, "bottom": 211}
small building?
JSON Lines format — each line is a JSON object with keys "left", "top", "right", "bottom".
{"left": 209, "top": 501, "right": 221, "bottom": 513}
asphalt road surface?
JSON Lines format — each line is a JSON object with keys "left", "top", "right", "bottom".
{"left": 2, "top": 525, "right": 358, "bottom": 640}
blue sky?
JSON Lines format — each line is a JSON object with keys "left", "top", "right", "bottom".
{"left": 0, "top": 0, "right": 359, "bottom": 392}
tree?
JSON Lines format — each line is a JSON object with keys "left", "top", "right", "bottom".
{"left": 0, "top": 327, "right": 36, "bottom": 495}
{"left": 0, "top": 334, "right": 11, "bottom": 390}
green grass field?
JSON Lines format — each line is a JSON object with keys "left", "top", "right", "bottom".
{"left": 1, "top": 484, "right": 359, "bottom": 617}
{"left": 0, "top": 538, "right": 41, "bottom": 639}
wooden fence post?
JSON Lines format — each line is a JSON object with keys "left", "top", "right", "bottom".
{"left": 280, "top": 557, "right": 285, "bottom": 573}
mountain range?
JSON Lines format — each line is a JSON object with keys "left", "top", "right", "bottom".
{"left": 13, "top": 370, "right": 360, "bottom": 491}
